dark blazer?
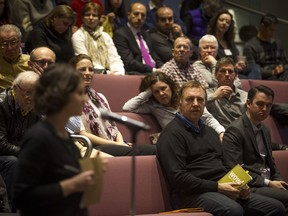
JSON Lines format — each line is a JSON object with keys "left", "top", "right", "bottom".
{"left": 222, "top": 113, "right": 282, "bottom": 187}
{"left": 113, "top": 24, "right": 163, "bottom": 74}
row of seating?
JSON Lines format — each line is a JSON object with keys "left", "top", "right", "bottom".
{"left": 88, "top": 151, "right": 288, "bottom": 216}
{"left": 91, "top": 74, "right": 288, "bottom": 145}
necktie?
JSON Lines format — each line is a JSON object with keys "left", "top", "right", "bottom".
{"left": 137, "top": 32, "right": 155, "bottom": 67}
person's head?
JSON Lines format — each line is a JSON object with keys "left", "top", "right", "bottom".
{"left": 258, "top": 14, "right": 278, "bottom": 41}
{"left": 0, "top": 24, "right": 22, "bottom": 61}
{"left": 105, "top": 0, "right": 124, "bottom": 13}
{"left": 44, "top": 5, "right": 76, "bottom": 37}
{"left": 128, "top": 3, "right": 146, "bottom": 29}
{"left": 81, "top": 2, "right": 102, "bottom": 30}
{"left": 151, "top": 0, "right": 165, "bottom": 8}
{"left": 246, "top": 85, "right": 274, "bottom": 124}
{"left": 202, "top": 0, "right": 220, "bottom": 18}
{"left": 198, "top": 34, "right": 218, "bottom": 59}
{"left": 139, "top": 72, "right": 178, "bottom": 108}
{"left": 156, "top": 7, "right": 174, "bottom": 35}
{"left": 29, "top": 47, "right": 56, "bottom": 72}
{"left": 69, "top": 54, "right": 94, "bottom": 88}
{"left": 34, "top": 63, "right": 85, "bottom": 116}
{"left": 178, "top": 80, "right": 207, "bottom": 125}
{"left": 12, "top": 71, "right": 40, "bottom": 113}
{"left": 172, "top": 36, "right": 193, "bottom": 65}
{"left": 215, "top": 57, "right": 236, "bottom": 88}
{"left": 208, "top": 9, "right": 235, "bottom": 42}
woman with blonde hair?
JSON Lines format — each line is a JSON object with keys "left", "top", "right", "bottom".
{"left": 25, "top": 5, "right": 76, "bottom": 62}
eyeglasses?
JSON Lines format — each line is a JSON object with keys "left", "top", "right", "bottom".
{"left": 15, "top": 84, "right": 33, "bottom": 97}
{"left": 0, "top": 39, "right": 20, "bottom": 49}
{"left": 31, "top": 59, "right": 54, "bottom": 67}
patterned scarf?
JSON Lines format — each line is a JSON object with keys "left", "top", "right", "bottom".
{"left": 82, "top": 26, "right": 110, "bottom": 70}
{"left": 81, "top": 87, "right": 118, "bottom": 141}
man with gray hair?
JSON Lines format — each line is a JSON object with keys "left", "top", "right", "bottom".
{"left": 0, "top": 71, "right": 40, "bottom": 211}
{"left": 0, "top": 24, "right": 30, "bottom": 92}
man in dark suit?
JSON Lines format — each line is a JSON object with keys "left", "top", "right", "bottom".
{"left": 113, "top": 2, "right": 163, "bottom": 75}
{"left": 222, "top": 85, "right": 288, "bottom": 214}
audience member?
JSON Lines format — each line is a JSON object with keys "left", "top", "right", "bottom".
{"left": 113, "top": 2, "right": 163, "bottom": 74}
{"left": 143, "top": 0, "right": 186, "bottom": 34}
{"left": 123, "top": 72, "right": 225, "bottom": 135}
{"left": 13, "top": 63, "right": 100, "bottom": 216}
{"left": 0, "top": 0, "right": 8, "bottom": 26}
{"left": 207, "top": 9, "right": 261, "bottom": 80}
{"left": 72, "top": 2, "right": 125, "bottom": 75}
{"left": 222, "top": 85, "right": 288, "bottom": 214}
{"left": 0, "top": 71, "right": 40, "bottom": 212}
{"left": 28, "top": 47, "right": 56, "bottom": 74}
{"left": 243, "top": 14, "right": 288, "bottom": 81}
{"left": 70, "top": 0, "right": 103, "bottom": 28}
{"left": 0, "top": 24, "right": 30, "bottom": 92}
{"left": 148, "top": 6, "right": 185, "bottom": 63}
{"left": 157, "top": 80, "right": 285, "bottom": 216}
{"left": 68, "top": 54, "right": 156, "bottom": 156}
{"left": 183, "top": 0, "right": 220, "bottom": 45}
{"left": 206, "top": 57, "right": 246, "bottom": 128}
{"left": 180, "top": 0, "right": 203, "bottom": 19}
{"left": 9, "top": 0, "right": 54, "bottom": 42}
{"left": 193, "top": 34, "right": 241, "bottom": 88}
{"left": 25, "top": 5, "right": 76, "bottom": 63}
{"left": 161, "top": 36, "right": 208, "bottom": 88}
{"left": 104, "top": 0, "right": 128, "bottom": 32}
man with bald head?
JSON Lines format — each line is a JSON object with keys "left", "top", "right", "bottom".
{"left": 28, "top": 47, "right": 56, "bottom": 74}
{"left": 113, "top": 2, "right": 163, "bottom": 74}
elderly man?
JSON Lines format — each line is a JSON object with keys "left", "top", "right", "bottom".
{"left": 28, "top": 47, "right": 56, "bottom": 74}
{"left": 0, "top": 24, "right": 30, "bottom": 92}
{"left": 157, "top": 80, "right": 285, "bottom": 216}
{"left": 161, "top": 36, "right": 208, "bottom": 88}
{"left": 244, "top": 14, "right": 288, "bottom": 81}
{"left": 0, "top": 71, "right": 40, "bottom": 211}
{"left": 113, "top": 2, "right": 163, "bottom": 74}
{"left": 222, "top": 85, "right": 288, "bottom": 214}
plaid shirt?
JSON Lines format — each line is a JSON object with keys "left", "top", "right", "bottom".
{"left": 243, "top": 37, "right": 288, "bottom": 79}
{"left": 161, "top": 59, "right": 209, "bottom": 88}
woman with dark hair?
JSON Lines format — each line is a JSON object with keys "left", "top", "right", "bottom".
{"left": 104, "top": 0, "right": 128, "bottom": 31}
{"left": 123, "top": 72, "right": 225, "bottom": 139}
{"left": 13, "top": 63, "right": 98, "bottom": 216}
{"left": 72, "top": 2, "right": 124, "bottom": 75}
{"left": 25, "top": 5, "right": 76, "bottom": 62}
{"left": 68, "top": 54, "right": 156, "bottom": 156}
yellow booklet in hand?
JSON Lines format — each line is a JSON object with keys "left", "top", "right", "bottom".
{"left": 218, "top": 164, "right": 252, "bottom": 189}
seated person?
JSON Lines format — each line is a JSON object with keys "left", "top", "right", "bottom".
{"left": 68, "top": 54, "right": 156, "bottom": 156}
{"left": 0, "top": 71, "right": 40, "bottom": 211}
{"left": 28, "top": 47, "right": 56, "bottom": 74}
{"left": 113, "top": 2, "right": 163, "bottom": 74}
{"left": 243, "top": 14, "right": 288, "bottom": 81}
{"left": 123, "top": 72, "right": 225, "bottom": 136}
{"left": 0, "top": 24, "right": 30, "bottom": 92}
{"left": 157, "top": 80, "right": 285, "bottom": 216}
{"left": 72, "top": 2, "right": 125, "bottom": 75}
{"left": 222, "top": 85, "right": 288, "bottom": 213}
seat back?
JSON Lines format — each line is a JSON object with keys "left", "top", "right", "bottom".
{"left": 272, "top": 150, "right": 288, "bottom": 182}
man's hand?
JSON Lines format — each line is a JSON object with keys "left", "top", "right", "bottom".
{"left": 171, "top": 24, "right": 183, "bottom": 38}
{"left": 202, "top": 55, "right": 217, "bottom": 67}
{"left": 213, "top": 86, "right": 233, "bottom": 100}
{"left": 273, "top": 64, "right": 284, "bottom": 75}
{"left": 218, "top": 182, "right": 240, "bottom": 199}
{"left": 239, "top": 184, "right": 250, "bottom": 200}
{"left": 268, "top": 180, "right": 288, "bottom": 190}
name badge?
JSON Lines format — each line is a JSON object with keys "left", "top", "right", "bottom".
{"left": 224, "top": 49, "right": 232, "bottom": 56}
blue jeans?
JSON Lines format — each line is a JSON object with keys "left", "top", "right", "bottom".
{"left": 238, "top": 63, "right": 262, "bottom": 80}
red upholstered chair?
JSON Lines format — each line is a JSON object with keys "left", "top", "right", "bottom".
{"left": 240, "top": 79, "right": 251, "bottom": 92}
{"left": 90, "top": 74, "right": 144, "bottom": 112}
{"left": 88, "top": 156, "right": 213, "bottom": 216}
{"left": 272, "top": 150, "right": 288, "bottom": 182}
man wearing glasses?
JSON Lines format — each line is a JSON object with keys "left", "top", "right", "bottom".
{"left": 0, "top": 71, "right": 40, "bottom": 211}
{"left": 0, "top": 24, "right": 30, "bottom": 92}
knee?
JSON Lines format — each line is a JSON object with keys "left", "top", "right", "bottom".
{"left": 222, "top": 203, "right": 244, "bottom": 216}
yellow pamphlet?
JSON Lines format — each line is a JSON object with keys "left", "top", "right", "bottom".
{"left": 79, "top": 156, "right": 103, "bottom": 208}
{"left": 218, "top": 164, "right": 252, "bottom": 189}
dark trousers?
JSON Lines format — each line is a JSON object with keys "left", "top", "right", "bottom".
{"left": 95, "top": 144, "right": 156, "bottom": 156}
{"left": 173, "top": 191, "right": 285, "bottom": 216}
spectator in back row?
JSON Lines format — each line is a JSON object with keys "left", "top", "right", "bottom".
{"left": 25, "top": 5, "right": 75, "bottom": 63}
{"left": 28, "top": 47, "right": 56, "bottom": 74}
{"left": 72, "top": 2, "right": 125, "bottom": 75}
{"left": 0, "top": 24, "right": 29, "bottom": 92}
{"left": 244, "top": 13, "right": 288, "bottom": 81}
{"left": 113, "top": 2, "right": 163, "bottom": 74}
